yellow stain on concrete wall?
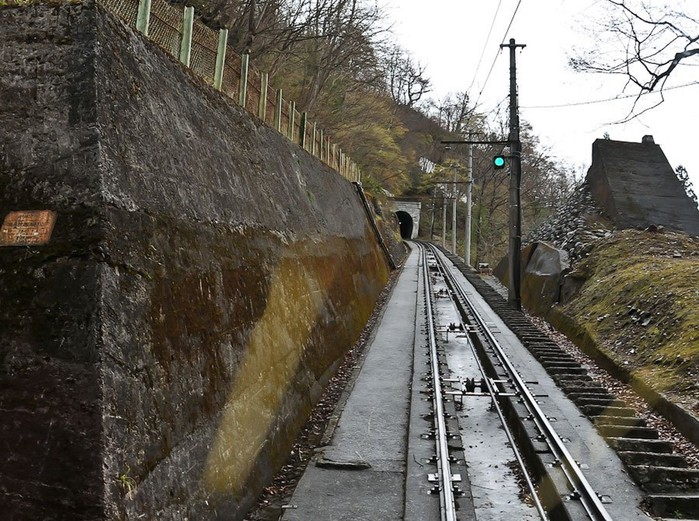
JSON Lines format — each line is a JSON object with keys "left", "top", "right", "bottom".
{"left": 202, "top": 252, "right": 333, "bottom": 495}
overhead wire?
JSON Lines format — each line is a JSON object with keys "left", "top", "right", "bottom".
{"left": 472, "top": 0, "right": 525, "bottom": 116}
{"left": 466, "top": 0, "right": 504, "bottom": 97}
{"left": 460, "top": 94, "right": 509, "bottom": 139}
{"left": 499, "top": 0, "right": 524, "bottom": 46}
{"left": 522, "top": 80, "right": 699, "bottom": 109}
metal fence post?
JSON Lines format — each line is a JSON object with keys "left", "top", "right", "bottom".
{"left": 179, "top": 6, "right": 194, "bottom": 66}
{"left": 136, "top": 0, "right": 152, "bottom": 36}
{"left": 319, "top": 130, "right": 324, "bottom": 161}
{"left": 123, "top": 0, "right": 362, "bottom": 181}
{"left": 213, "top": 29, "right": 228, "bottom": 90}
{"left": 258, "top": 72, "right": 268, "bottom": 120}
{"left": 288, "top": 101, "right": 296, "bottom": 140}
{"left": 275, "top": 89, "right": 283, "bottom": 132}
{"left": 239, "top": 52, "right": 249, "bottom": 107}
{"left": 299, "top": 112, "right": 307, "bottom": 148}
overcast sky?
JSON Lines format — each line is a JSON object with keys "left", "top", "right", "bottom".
{"left": 384, "top": 0, "right": 699, "bottom": 189}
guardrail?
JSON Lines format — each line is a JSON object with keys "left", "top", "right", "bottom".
{"left": 100, "top": 0, "right": 362, "bottom": 183}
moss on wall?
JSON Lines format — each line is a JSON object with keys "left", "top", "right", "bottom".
{"left": 0, "top": 2, "right": 394, "bottom": 519}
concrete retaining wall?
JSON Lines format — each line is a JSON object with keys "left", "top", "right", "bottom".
{"left": 587, "top": 138, "right": 699, "bottom": 236}
{"left": 0, "top": 2, "right": 391, "bottom": 519}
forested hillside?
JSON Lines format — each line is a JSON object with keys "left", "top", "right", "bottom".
{"left": 183, "top": 0, "right": 576, "bottom": 263}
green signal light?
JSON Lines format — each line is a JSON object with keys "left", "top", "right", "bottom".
{"left": 493, "top": 155, "right": 506, "bottom": 169}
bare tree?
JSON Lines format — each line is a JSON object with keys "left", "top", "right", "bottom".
{"left": 383, "top": 45, "right": 431, "bottom": 107}
{"left": 429, "top": 92, "right": 481, "bottom": 134}
{"left": 518, "top": 122, "right": 574, "bottom": 225}
{"left": 190, "top": 0, "right": 385, "bottom": 91}
{"left": 571, "top": 0, "right": 699, "bottom": 108}
{"left": 188, "top": 0, "right": 312, "bottom": 66}
{"left": 259, "top": 0, "right": 386, "bottom": 112}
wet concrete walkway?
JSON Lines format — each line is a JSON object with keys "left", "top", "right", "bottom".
{"left": 281, "top": 244, "right": 652, "bottom": 520}
{"left": 281, "top": 247, "right": 420, "bottom": 520}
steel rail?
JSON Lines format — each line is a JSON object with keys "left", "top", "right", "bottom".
{"left": 427, "top": 249, "right": 548, "bottom": 520}
{"left": 429, "top": 244, "right": 613, "bottom": 521}
{"left": 419, "top": 244, "right": 458, "bottom": 521}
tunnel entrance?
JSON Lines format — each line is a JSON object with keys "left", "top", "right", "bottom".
{"left": 396, "top": 211, "right": 413, "bottom": 239}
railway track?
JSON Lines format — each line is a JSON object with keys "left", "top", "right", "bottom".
{"left": 419, "top": 242, "right": 618, "bottom": 520}
{"left": 425, "top": 243, "right": 699, "bottom": 520}
{"left": 275, "top": 242, "right": 697, "bottom": 521}
{"left": 420, "top": 243, "right": 460, "bottom": 521}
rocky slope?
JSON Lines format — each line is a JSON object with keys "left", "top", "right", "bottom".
{"left": 523, "top": 182, "right": 699, "bottom": 431}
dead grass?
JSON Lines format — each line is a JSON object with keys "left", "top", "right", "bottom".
{"left": 561, "top": 229, "right": 699, "bottom": 413}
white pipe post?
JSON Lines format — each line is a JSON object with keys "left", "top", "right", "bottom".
{"left": 136, "top": 0, "right": 152, "bottom": 36}
{"left": 274, "top": 89, "right": 283, "bottom": 132}
{"left": 179, "top": 6, "right": 194, "bottom": 66}
{"left": 213, "top": 29, "right": 228, "bottom": 90}
{"left": 239, "top": 52, "right": 249, "bottom": 107}
{"left": 258, "top": 72, "right": 268, "bottom": 120}
{"left": 451, "top": 169, "right": 457, "bottom": 254}
{"left": 465, "top": 140, "right": 473, "bottom": 266}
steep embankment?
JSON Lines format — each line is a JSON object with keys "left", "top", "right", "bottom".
{"left": 522, "top": 142, "right": 699, "bottom": 431}
{"left": 0, "top": 2, "right": 395, "bottom": 520}
{"left": 550, "top": 229, "right": 699, "bottom": 416}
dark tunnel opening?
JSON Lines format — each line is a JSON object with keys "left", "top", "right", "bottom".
{"left": 396, "top": 211, "right": 413, "bottom": 239}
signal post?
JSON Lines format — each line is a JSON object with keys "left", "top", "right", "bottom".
{"left": 501, "top": 38, "right": 526, "bottom": 311}
{"left": 441, "top": 38, "right": 525, "bottom": 311}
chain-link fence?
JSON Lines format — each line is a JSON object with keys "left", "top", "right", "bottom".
{"left": 149, "top": 0, "right": 181, "bottom": 57}
{"left": 99, "top": 0, "right": 360, "bottom": 182}
{"left": 102, "top": 0, "right": 138, "bottom": 27}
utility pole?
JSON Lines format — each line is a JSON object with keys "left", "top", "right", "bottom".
{"left": 442, "top": 195, "right": 447, "bottom": 247}
{"left": 501, "top": 38, "right": 526, "bottom": 311}
{"left": 429, "top": 188, "right": 436, "bottom": 240}
{"left": 451, "top": 168, "right": 457, "bottom": 254}
{"left": 465, "top": 135, "right": 473, "bottom": 266}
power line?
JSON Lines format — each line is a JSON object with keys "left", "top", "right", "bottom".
{"left": 460, "top": 95, "right": 509, "bottom": 140}
{"left": 486, "top": 95, "right": 510, "bottom": 119}
{"left": 473, "top": 0, "right": 524, "bottom": 112}
{"left": 466, "top": 0, "right": 503, "bottom": 97}
{"left": 473, "top": 51, "right": 502, "bottom": 110}
{"left": 500, "top": 0, "right": 523, "bottom": 44}
{"left": 522, "top": 80, "right": 699, "bottom": 109}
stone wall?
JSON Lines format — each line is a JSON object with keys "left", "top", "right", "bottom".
{"left": 0, "top": 2, "right": 391, "bottom": 519}
{"left": 0, "top": 4, "right": 105, "bottom": 519}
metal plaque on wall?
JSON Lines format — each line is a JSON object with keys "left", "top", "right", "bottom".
{"left": 0, "top": 210, "right": 57, "bottom": 246}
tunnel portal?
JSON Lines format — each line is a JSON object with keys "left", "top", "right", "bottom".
{"left": 390, "top": 200, "right": 421, "bottom": 239}
{"left": 396, "top": 211, "right": 413, "bottom": 240}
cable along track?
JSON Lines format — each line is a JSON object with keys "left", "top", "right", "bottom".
{"left": 420, "top": 242, "right": 614, "bottom": 521}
